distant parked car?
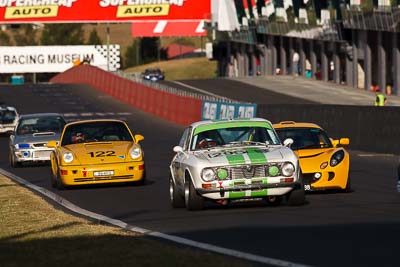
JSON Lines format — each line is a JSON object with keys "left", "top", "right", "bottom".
{"left": 0, "top": 105, "right": 18, "bottom": 135}
{"left": 141, "top": 68, "right": 165, "bottom": 81}
{"left": 9, "top": 113, "right": 66, "bottom": 167}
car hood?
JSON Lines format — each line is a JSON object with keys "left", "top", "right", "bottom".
{"left": 13, "top": 132, "right": 62, "bottom": 145}
{"left": 64, "top": 141, "right": 136, "bottom": 165}
{"left": 194, "top": 146, "right": 291, "bottom": 166}
{"left": 295, "top": 148, "right": 336, "bottom": 159}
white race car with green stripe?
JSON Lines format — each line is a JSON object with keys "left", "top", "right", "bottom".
{"left": 169, "top": 118, "right": 305, "bottom": 211}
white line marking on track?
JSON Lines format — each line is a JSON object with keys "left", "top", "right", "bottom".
{"left": 0, "top": 168, "right": 311, "bottom": 267}
{"left": 357, "top": 153, "right": 396, "bottom": 157}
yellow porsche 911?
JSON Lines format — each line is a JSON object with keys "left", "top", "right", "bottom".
{"left": 273, "top": 121, "right": 350, "bottom": 192}
{"left": 47, "top": 119, "right": 145, "bottom": 189}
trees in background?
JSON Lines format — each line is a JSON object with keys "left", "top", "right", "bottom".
{"left": 40, "top": 24, "right": 84, "bottom": 45}
{"left": 13, "top": 24, "right": 38, "bottom": 46}
{"left": 87, "top": 28, "right": 102, "bottom": 45}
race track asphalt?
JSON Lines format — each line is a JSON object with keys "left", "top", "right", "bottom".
{"left": 1, "top": 81, "right": 400, "bottom": 267}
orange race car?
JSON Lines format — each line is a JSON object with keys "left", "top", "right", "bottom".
{"left": 274, "top": 121, "right": 350, "bottom": 192}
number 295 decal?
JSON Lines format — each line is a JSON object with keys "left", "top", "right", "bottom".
{"left": 88, "top": 151, "right": 116, "bottom": 157}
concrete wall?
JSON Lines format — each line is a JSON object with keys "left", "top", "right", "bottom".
{"left": 258, "top": 104, "right": 400, "bottom": 155}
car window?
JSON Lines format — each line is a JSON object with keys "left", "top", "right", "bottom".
{"left": 178, "top": 127, "right": 190, "bottom": 150}
{"left": 191, "top": 126, "right": 281, "bottom": 150}
{"left": 61, "top": 121, "right": 133, "bottom": 145}
{"left": 0, "top": 110, "right": 16, "bottom": 123}
{"left": 16, "top": 116, "right": 66, "bottom": 135}
{"left": 275, "top": 127, "right": 333, "bottom": 150}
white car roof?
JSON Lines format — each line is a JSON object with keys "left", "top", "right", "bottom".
{"left": 0, "top": 106, "right": 17, "bottom": 112}
{"left": 189, "top": 117, "right": 272, "bottom": 129}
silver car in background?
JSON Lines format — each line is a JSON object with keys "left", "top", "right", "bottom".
{"left": 9, "top": 113, "right": 66, "bottom": 167}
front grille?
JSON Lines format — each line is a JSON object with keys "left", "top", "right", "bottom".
{"left": 303, "top": 173, "right": 317, "bottom": 184}
{"left": 74, "top": 175, "right": 134, "bottom": 183}
{"left": 32, "top": 143, "right": 47, "bottom": 148}
{"left": 229, "top": 165, "right": 266, "bottom": 179}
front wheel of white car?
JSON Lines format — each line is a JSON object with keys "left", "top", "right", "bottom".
{"left": 184, "top": 178, "right": 204, "bottom": 211}
{"left": 287, "top": 187, "right": 305, "bottom": 206}
{"left": 169, "top": 176, "right": 185, "bottom": 208}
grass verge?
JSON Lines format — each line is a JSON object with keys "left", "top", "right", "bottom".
{"left": 124, "top": 57, "right": 218, "bottom": 81}
{"left": 0, "top": 174, "right": 253, "bottom": 267}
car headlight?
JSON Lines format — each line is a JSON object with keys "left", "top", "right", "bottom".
{"left": 63, "top": 152, "right": 74, "bottom": 163}
{"left": 15, "top": 143, "right": 30, "bottom": 149}
{"left": 130, "top": 147, "right": 141, "bottom": 159}
{"left": 330, "top": 150, "right": 345, "bottom": 167}
{"left": 281, "top": 162, "right": 295, "bottom": 177}
{"left": 201, "top": 168, "right": 216, "bottom": 182}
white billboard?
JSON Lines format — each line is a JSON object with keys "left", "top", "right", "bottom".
{"left": 0, "top": 45, "right": 120, "bottom": 73}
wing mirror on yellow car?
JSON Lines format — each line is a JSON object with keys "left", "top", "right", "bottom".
{"left": 339, "top": 138, "right": 350, "bottom": 146}
{"left": 134, "top": 134, "right": 144, "bottom": 143}
{"left": 332, "top": 138, "right": 350, "bottom": 147}
{"left": 46, "top": 140, "right": 58, "bottom": 148}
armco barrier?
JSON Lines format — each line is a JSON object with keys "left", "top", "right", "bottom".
{"left": 258, "top": 104, "right": 400, "bottom": 155}
{"left": 50, "top": 65, "right": 202, "bottom": 126}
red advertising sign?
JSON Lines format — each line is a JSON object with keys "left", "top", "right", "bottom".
{"left": 131, "top": 20, "right": 206, "bottom": 37}
{"left": 0, "top": 0, "right": 211, "bottom": 23}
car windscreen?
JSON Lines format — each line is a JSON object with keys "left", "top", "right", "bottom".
{"left": 61, "top": 121, "right": 133, "bottom": 146}
{"left": 0, "top": 110, "right": 17, "bottom": 123}
{"left": 191, "top": 126, "right": 281, "bottom": 150}
{"left": 16, "top": 116, "right": 66, "bottom": 135}
{"left": 275, "top": 127, "right": 333, "bottom": 150}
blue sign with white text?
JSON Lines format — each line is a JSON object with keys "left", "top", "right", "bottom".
{"left": 202, "top": 101, "right": 257, "bottom": 120}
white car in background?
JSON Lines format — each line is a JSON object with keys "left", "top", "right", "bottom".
{"left": 0, "top": 105, "right": 18, "bottom": 134}
{"left": 169, "top": 118, "right": 305, "bottom": 211}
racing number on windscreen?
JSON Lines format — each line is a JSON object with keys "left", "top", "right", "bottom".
{"left": 88, "top": 151, "right": 116, "bottom": 157}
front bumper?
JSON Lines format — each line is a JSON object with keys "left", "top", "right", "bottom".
{"left": 303, "top": 170, "right": 348, "bottom": 191}
{"left": 197, "top": 178, "right": 301, "bottom": 200}
{"left": 59, "top": 161, "right": 145, "bottom": 186}
{"left": 13, "top": 148, "right": 53, "bottom": 162}
{"left": 0, "top": 125, "right": 15, "bottom": 133}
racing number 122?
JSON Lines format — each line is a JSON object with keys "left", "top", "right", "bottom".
{"left": 88, "top": 151, "right": 116, "bottom": 157}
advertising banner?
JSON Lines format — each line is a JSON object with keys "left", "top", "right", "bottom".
{"left": 0, "top": 0, "right": 211, "bottom": 23}
{"left": 0, "top": 45, "right": 120, "bottom": 73}
{"left": 202, "top": 101, "right": 257, "bottom": 121}
{"left": 131, "top": 19, "right": 206, "bottom": 37}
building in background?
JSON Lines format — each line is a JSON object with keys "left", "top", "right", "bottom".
{"left": 208, "top": 0, "right": 400, "bottom": 95}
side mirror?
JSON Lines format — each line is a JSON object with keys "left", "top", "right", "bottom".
{"left": 47, "top": 140, "right": 58, "bottom": 148}
{"left": 283, "top": 138, "right": 293, "bottom": 147}
{"left": 135, "top": 134, "right": 144, "bottom": 143}
{"left": 173, "top": 146, "right": 183, "bottom": 153}
{"left": 339, "top": 138, "right": 350, "bottom": 146}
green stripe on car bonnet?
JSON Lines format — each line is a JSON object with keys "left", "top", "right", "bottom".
{"left": 246, "top": 148, "right": 267, "bottom": 164}
{"left": 227, "top": 154, "right": 245, "bottom": 165}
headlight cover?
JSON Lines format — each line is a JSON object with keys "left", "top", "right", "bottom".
{"left": 201, "top": 168, "right": 216, "bottom": 182}
{"left": 130, "top": 147, "right": 141, "bottom": 159}
{"left": 281, "top": 162, "right": 295, "bottom": 177}
{"left": 330, "top": 150, "right": 345, "bottom": 167}
{"left": 63, "top": 152, "right": 74, "bottom": 163}
{"left": 15, "top": 143, "right": 30, "bottom": 149}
